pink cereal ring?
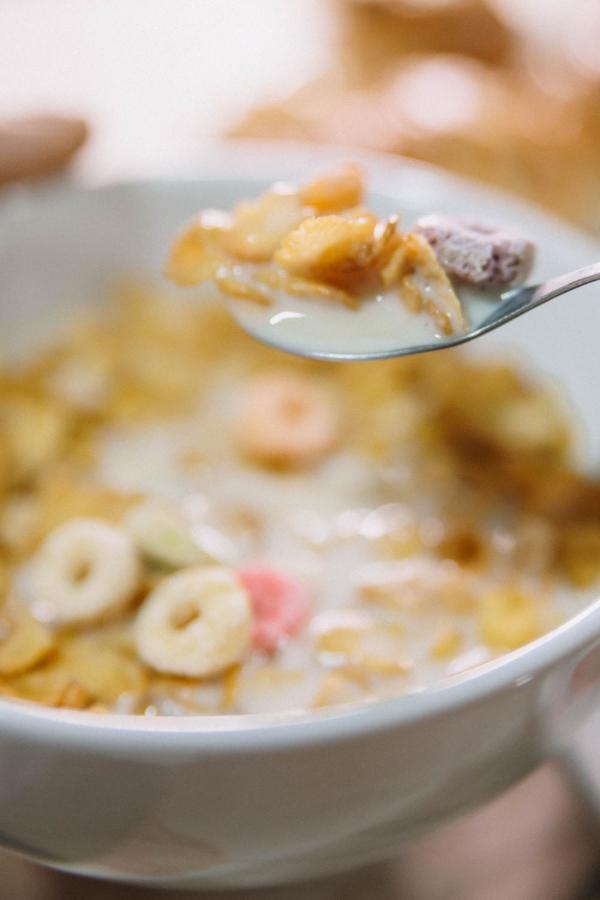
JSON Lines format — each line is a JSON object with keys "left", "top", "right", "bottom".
{"left": 237, "top": 564, "right": 310, "bottom": 654}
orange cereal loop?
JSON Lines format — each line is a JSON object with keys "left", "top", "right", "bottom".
{"left": 300, "top": 164, "right": 364, "bottom": 214}
{"left": 234, "top": 370, "right": 341, "bottom": 468}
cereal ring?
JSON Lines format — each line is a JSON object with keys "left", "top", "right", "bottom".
{"left": 28, "top": 517, "right": 141, "bottom": 626}
{"left": 124, "top": 497, "right": 212, "bottom": 569}
{"left": 134, "top": 566, "right": 252, "bottom": 677}
{"left": 235, "top": 370, "right": 340, "bottom": 468}
{"left": 237, "top": 564, "right": 310, "bottom": 654}
{"left": 414, "top": 214, "right": 535, "bottom": 288}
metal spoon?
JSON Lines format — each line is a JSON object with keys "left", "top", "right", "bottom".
{"left": 230, "top": 261, "right": 600, "bottom": 362}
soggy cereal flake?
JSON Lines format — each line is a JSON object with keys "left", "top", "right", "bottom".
{"left": 55, "top": 679, "right": 94, "bottom": 710}
{"left": 0, "top": 608, "right": 55, "bottom": 676}
{"left": 491, "top": 392, "right": 569, "bottom": 457}
{"left": 275, "top": 213, "right": 395, "bottom": 292}
{"left": 313, "top": 669, "right": 370, "bottom": 709}
{"left": 47, "top": 354, "right": 111, "bottom": 414}
{"left": 313, "top": 609, "right": 408, "bottom": 677}
{"left": 558, "top": 523, "right": 600, "bottom": 588}
{"left": 256, "top": 265, "right": 359, "bottom": 309}
{"left": 215, "top": 270, "right": 274, "bottom": 307}
{"left": 398, "top": 232, "right": 466, "bottom": 336}
{"left": 235, "top": 664, "right": 321, "bottom": 714}
{"left": 300, "top": 165, "right": 364, "bottom": 214}
{"left": 0, "top": 390, "right": 72, "bottom": 484}
{"left": 224, "top": 191, "right": 307, "bottom": 262}
{"left": 357, "top": 558, "right": 474, "bottom": 613}
{"left": 36, "top": 474, "right": 137, "bottom": 538}
{"left": 165, "top": 211, "right": 233, "bottom": 286}
{"left": 479, "top": 588, "right": 542, "bottom": 650}
{"left": 430, "top": 625, "right": 462, "bottom": 661}
{"left": 0, "top": 494, "right": 41, "bottom": 556}
{"left": 11, "top": 634, "right": 147, "bottom": 707}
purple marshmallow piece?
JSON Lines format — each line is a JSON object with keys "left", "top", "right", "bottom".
{"left": 414, "top": 214, "right": 536, "bottom": 289}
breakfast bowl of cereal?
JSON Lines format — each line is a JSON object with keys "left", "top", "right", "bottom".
{"left": 0, "top": 143, "right": 599, "bottom": 890}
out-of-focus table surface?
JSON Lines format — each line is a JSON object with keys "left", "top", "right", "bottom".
{"left": 0, "top": 2, "right": 598, "bottom": 897}
{"left": 0, "top": 0, "right": 577, "bottom": 180}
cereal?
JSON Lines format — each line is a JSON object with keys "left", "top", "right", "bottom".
{"left": 224, "top": 191, "right": 307, "bottom": 262}
{"left": 0, "top": 280, "right": 596, "bottom": 717}
{"left": 430, "top": 625, "right": 462, "bottom": 661}
{"left": 134, "top": 567, "right": 252, "bottom": 678}
{"left": 274, "top": 213, "right": 391, "bottom": 291}
{"left": 165, "top": 211, "right": 233, "bottom": 286}
{"left": 235, "top": 370, "right": 340, "bottom": 468}
{"left": 165, "top": 169, "right": 468, "bottom": 338}
{"left": 300, "top": 164, "right": 364, "bottom": 214}
{"left": 55, "top": 679, "right": 94, "bottom": 710}
{"left": 313, "top": 610, "right": 409, "bottom": 677}
{"left": 478, "top": 588, "right": 542, "bottom": 650}
{"left": 28, "top": 518, "right": 141, "bottom": 626}
{"left": 396, "top": 232, "right": 466, "bottom": 336}
{"left": 237, "top": 564, "right": 310, "bottom": 653}
{"left": 313, "top": 670, "right": 368, "bottom": 709}
{"left": 124, "top": 497, "right": 212, "bottom": 570}
{"left": 36, "top": 474, "right": 136, "bottom": 538}
{"left": 558, "top": 523, "right": 600, "bottom": 588}
{"left": 415, "top": 214, "right": 535, "bottom": 288}
{"left": 0, "top": 609, "right": 55, "bottom": 676}
{"left": 0, "top": 390, "right": 72, "bottom": 485}
{"left": 11, "top": 634, "right": 147, "bottom": 707}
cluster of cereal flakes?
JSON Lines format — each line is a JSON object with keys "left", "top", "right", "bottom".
{"left": 0, "top": 287, "right": 598, "bottom": 715}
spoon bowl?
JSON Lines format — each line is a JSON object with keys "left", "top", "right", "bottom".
{"left": 228, "top": 261, "right": 600, "bottom": 362}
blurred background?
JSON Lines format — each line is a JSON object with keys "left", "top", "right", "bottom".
{"left": 1, "top": 0, "right": 600, "bottom": 234}
{"left": 0, "top": 2, "right": 599, "bottom": 898}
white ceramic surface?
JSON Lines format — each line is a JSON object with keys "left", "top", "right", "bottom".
{"left": 0, "top": 144, "right": 599, "bottom": 890}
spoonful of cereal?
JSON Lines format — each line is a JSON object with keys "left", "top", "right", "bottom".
{"left": 165, "top": 165, "right": 600, "bottom": 361}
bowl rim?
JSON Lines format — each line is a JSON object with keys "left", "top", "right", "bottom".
{"left": 1, "top": 144, "right": 599, "bottom": 749}
{"left": 1, "top": 603, "right": 599, "bottom": 748}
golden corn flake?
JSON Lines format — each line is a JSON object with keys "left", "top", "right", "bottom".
{"left": 0, "top": 610, "right": 55, "bottom": 676}
{"left": 430, "top": 625, "right": 463, "bottom": 661}
{"left": 478, "top": 588, "right": 542, "bottom": 650}
{"left": 300, "top": 164, "right": 364, "bottom": 214}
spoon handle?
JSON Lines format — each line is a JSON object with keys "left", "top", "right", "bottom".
{"left": 531, "top": 261, "right": 600, "bottom": 306}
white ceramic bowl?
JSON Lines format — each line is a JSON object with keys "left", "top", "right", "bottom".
{"left": 0, "top": 144, "right": 599, "bottom": 890}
